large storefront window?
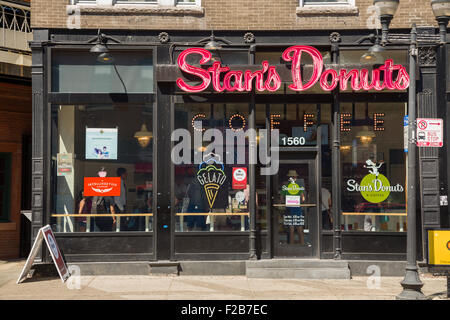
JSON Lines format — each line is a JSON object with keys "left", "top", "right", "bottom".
{"left": 173, "top": 103, "right": 267, "bottom": 232}
{"left": 269, "top": 104, "right": 329, "bottom": 147}
{"left": 340, "top": 102, "right": 407, "bottom": 232}
{"left": 52, "top": 50, "right": 153, "bottom": 93}
{"left": 50, "top": 104, "right": 154, "bottom": 232}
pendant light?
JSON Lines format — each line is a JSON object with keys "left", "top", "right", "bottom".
{"left": 356, "top": 126, "right": 376, "bottom": 145}
{"left": 134, "top": 124, "right": 153, "bottom": 148}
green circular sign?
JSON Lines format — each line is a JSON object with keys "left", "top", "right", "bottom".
{"left": 360, "top": 174, "right": 390, "bottom": 203}
{"left": 287, "top": 182, "right": 301, "bottom": 195}
{"left": 282, "top": 183, "right": 304, "bottom": 195}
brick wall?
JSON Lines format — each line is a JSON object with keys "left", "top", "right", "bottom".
{"left": 31, "top": 0, "right": 438, "bottom": 31}
{"left": 0, "top": 82, "right": 32, "bottom": 260}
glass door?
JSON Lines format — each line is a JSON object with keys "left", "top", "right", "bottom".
{"left": 272, "top": 159, "right": 318, "bottom": 257}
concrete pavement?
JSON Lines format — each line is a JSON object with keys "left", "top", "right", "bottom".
{"left": 0, "top": 260, "right": 448, "bottom": 300}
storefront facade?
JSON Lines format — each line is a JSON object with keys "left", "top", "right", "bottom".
{"left": 29, "top": 1, "right": 449, "bottom": 270}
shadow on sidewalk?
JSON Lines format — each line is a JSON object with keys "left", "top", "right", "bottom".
{"left": 426, "top": 291, "right": 449, "bottom": 300}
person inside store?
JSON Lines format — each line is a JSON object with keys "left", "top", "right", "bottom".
{"left": 284, "top": 170, "right": 307, "bottom": 245}
{"left": 76, "top": 189, "right": 91, "bottom": 232}
{"left": 243, "top": 184, "right": 258, "bottom": 231}
{"left": 90, "top": 167, "right": 116, "bottom": 232}
{"left": 114, "top": 167, "right": 128, "bottom": 231}
{"left": 185, "top": 180, "right": 207, "bottom": 231}
{"left": 321, "top": 187, "right": 332, "bottom": 230}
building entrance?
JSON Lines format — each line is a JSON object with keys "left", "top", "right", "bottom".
{"left": 272, "top": 158, "right": 320, "bottom": 258}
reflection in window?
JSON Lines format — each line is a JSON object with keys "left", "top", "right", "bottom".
{"left": 340, "top": 102, "right": 407, "bottom": 232}
{"left": 52, "top": 50, "right": 153, "bottom": 93}
{"left": 270, "top": 104, "right": 330, "bottom": 147}
{"left": 50, "top": 104, "right": 154, "bottom": 233}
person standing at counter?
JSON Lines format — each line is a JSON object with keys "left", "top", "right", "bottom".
{"left": 283, "top": 170, "right": 306, "bottom": 245}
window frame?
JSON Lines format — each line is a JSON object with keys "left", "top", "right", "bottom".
{"left": 70, "top": 0, "right": 202, "bottom": 6}
{"left": 176, "top": 0, "right": 201, "bottom": 5}
{"left": 299, "top": 0, "right": 355, "bottom": 6}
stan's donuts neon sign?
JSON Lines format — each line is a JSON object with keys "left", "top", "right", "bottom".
{"left": 176, "top": 46, "right": 410, "bottom": 93}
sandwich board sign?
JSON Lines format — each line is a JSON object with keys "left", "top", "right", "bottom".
{"left": 416, "top": 118, "right": 443, "bottom": 147}
{"left": 17, "top": 225, "right": 70, "bottom": 284}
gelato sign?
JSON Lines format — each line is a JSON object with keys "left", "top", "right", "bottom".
{"left": 197, "top": 155, "right": 227, "bottom": 209}
{"left": 346, "top": 160, "right": 404, "bottom": 203}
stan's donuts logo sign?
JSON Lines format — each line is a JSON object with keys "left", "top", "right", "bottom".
{"left": 346, "top": 160, "right": 404, "bottom": 203}
{"left": 84, "top": 177, "right": 121, "bottom": 196}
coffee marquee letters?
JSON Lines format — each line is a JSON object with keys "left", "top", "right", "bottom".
{"left": 176, "top": 46, "right": 410, "bottom": 93}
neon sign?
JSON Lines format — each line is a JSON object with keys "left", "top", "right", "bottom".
{"left": 197, "top": 155, "right": 227, "bottom": 209}
{"left": 176, "top": 46, "right": 410, "bottom": 93}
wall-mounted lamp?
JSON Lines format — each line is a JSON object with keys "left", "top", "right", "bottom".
{"left": 360, "top": 34, "right": 385, "bottom": 63}
{"left": 203, "top": 31, "right": 222, "bottom": 62}
{"left": 134, "top": 124, "right": 153, "bottom": 148}
{"left": 198, "top": 31, "right": 232, "bottom": 63}
{"left": 373, "top": 0, "right": 400, "bottom": 45}
{"left": 431, "top": 0, "right": 450, "bottom": 43}
{"left": 88, "top": 29, "right": 121, "bottom": 63}
{"left": 204, "top": 31, "right": 223, "bottom": 51}
{"left": 169, "top": 30, "right": 232, "bottom": 64}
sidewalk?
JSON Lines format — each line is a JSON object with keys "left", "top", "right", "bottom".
{"left": 0, "top": 260, "right": 448, "bottom": 300}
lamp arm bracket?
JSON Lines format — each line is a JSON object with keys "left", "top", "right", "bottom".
{"left": 104, "top": 35, "right": 122, "bottom": 44}
{"left": 195, "top": 37, "right": 233, "bottom": 46}
{"left": 86, "top": 36, "right": 100, "bottom": 44}
{"left": 354, "top": 34, "right": 376, "bottom": 44}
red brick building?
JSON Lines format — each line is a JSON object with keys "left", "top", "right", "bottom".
{"left": 0, "top": 0, "right": 32, "bottom": 259}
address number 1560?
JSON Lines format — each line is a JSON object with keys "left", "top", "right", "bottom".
{"left": 281, "top": 137, "right": 306, "bottom": 146}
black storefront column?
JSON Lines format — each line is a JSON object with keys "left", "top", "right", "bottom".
{"left": 29, "top": 30, "right": 49, "bottom": 263}
{"left": 330, "top": 35, "right": 342, "bottom": 259}
{"left": 155, "top": 45, "right": 172, "bottom": 260}
{"left": 248, "top": 45, "right": 257, "bottom": 260}
{"left": 417, "top": 43, "right": 441, "bottom": 259}
{"left": 446, "top": 41, "right": 450, "bottom": 228}
{"left": 436, "top": 41, "right": 448, "bottom": 230}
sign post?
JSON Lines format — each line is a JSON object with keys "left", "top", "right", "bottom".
{"left": 17, "top": 225, "right": 70, "bottom": 284}
{"left": 404, "top": 115, "right": 409, "bottom": 153}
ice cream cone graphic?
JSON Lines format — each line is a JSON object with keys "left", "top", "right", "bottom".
{"left": 197, "top": 154, "right": 227, "bottom": 209}
{"left": 204, "top": 183, "right": 220, "bottom": 208}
